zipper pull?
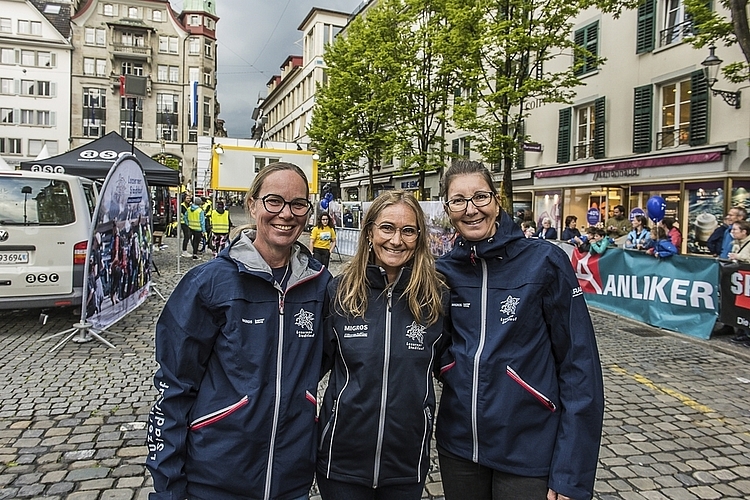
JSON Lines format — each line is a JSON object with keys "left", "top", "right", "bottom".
{"left": 279, "top": 292, "right": 284, "bottom": 315}
{"left": 387, "top": 287, "right": 393, "bottom": 311}
{"left": 470, "top": 246, "right": 477, "bottom": 266}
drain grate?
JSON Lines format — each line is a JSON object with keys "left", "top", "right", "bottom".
{"left": 620, "top": 327, "right": 665, "bottom": 337}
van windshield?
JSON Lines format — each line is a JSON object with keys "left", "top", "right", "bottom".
{"left": 0, "top": 178, "right": 76, "bottom": 225}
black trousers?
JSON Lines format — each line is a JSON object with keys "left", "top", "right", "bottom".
{"left": 313, "top": 247, "right": 331, "bottom": 267}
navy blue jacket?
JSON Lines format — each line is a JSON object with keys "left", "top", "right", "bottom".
{"left": 146, "top": 232, "right": 331, "bottom": 500}
{"left": 436, "top": 212, "right": 604, "bottom": 500}
{"left": 318, "top": 266, "right": 449, "bottom": 488}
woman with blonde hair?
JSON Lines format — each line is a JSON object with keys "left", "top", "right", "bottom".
{"left": 317, "top": 190, "right": 449, "bottom": 500}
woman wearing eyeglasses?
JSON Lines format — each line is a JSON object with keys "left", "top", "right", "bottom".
{"left": 316, "top": 190, "right": 449, "bottom": 500}
{"left": 435, "top": 160, "right": 604, "bottom": 500}
{"left": 147, "top": 162, "right": 331, "bottom": 500}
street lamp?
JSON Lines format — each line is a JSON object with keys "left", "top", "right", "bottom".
{"left": 700, "top": 45, "right": 741, "bottom": 108}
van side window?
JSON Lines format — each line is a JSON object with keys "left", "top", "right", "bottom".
{"left": 83, "top": 184, "right": 97, "bottom": 218}
{"left": 0, "top": 178, "right": 75, "bottom": 225}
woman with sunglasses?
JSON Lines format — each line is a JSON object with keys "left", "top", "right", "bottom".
{"left": 147, "top": 162, "right": 331, "bottom": 500}
{"left": 435, "top": 160, "right": 604, "bottom": 500}
{"left": 317, "top": 191, "right": 449, "bottom": 500}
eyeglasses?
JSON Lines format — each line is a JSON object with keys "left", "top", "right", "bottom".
{"left": 373, "top": 222, "right": 420, "bottom": 242}
{"left": 444, "top": 191, "right": 494, "bottom": 212}
{"left": 261, "top": 194, "right": 312, "bottom": 216}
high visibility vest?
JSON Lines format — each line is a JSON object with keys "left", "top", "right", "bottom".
{"left": 202, "top": 200, "right": 213, "bottom": 218}
{"left": 212, "top": 210, "right": 230, "bottom": 234}
{"left": 187, "top": 207, "right": 203, "bottom": 231}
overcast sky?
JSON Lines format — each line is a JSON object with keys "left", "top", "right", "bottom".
{"left": 170, "top": 0, "right": 361, "bottom": 138}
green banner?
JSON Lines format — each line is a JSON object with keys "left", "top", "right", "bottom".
{"left": 558, "top": 245, "right": 719, "bottom": 339}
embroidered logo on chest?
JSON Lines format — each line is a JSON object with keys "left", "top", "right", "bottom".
{"left": 294, "top": 308, "right": 315, "bottom": 338}
{"left": 405, "top": 321, "right": 426, "bottom": 350}
{"left": 500, "top": 295, "right": 520, "bottom": 324}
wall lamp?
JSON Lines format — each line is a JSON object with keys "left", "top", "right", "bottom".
{"left": 214, "top": 144, "right": 224, "bottom": 154}
{"left": 701, "top": 45, "right": 741, "bottom": 108}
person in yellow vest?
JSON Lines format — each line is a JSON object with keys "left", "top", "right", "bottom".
{"left": 210, "top": 198, "right": 234, "bottom": 258}
{"left": 180, "top": 193, "right": 193, "bottom": 257}
{"left": 309, "top": 212, "right": 336, "bottom": 267}
{"left": 184, "top": 196, "right": 206, "bottom": 259}
{"left": 201, "top": 197, "right": 213, "bottom": 250}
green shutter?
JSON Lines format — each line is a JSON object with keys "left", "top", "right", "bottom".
{"left": 452, "top": 139, "right": 459, "bottom": 155}
{"left": 689, "top": 70, "right": 709, "bottom": 146}
{"left": 633, "top": 85, "right": 653, "bottom": 153}
{"left": 516, "top": 119, "right": 526, "bottom": 169}
{"left": 463, "top": 139, "right": 470, "bottom": 158}
{"left": 557, "top": 107, "right": 571, "bottom": 164}
{"left": 594, "top": 96, "right": 606, "bottom": 159}
{"left": 574, "top": 22, "right": 599, "bottom": 75}
{"left": 636, "top": 0, "right": 656, "bottom": 54}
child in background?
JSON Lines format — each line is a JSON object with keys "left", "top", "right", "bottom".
{"left": 589, "top": 228, "right": 609, "bottom": 255}
{"left": 645, "top": 226, "right": 677, "bottom": 258}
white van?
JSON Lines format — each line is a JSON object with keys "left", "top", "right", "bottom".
{"left": 0, "top": 170, "right": 97, "bottom": 310}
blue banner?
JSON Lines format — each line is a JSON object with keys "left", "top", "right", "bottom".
{"left": 557, "top": 244, "right": 719, "bottom": 339}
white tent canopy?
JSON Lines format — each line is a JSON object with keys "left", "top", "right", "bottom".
{"left": 34, "top": 144, "right": 50, "bottom": 161}
{"left": 0, "top": 155, "right": 11, "bottom": 171}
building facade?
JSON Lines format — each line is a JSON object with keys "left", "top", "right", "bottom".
{"left": 69, "top": 0, "right": 221, "bottom": 185}
{"left": 0, "top": 0, "right": 72, "bottom": 167}
{"left": 518, "top": 2, "right": 749, "bottom": 255}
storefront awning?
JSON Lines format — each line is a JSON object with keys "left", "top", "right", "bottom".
{"left": 534, "top": 148, "right": 726, "bottom": 179}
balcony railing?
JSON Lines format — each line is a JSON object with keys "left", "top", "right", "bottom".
{"left": 659, "top": 20, "right": 694, "bottom": 47}
{"left": 112, "top": 43, "right": 151, "bottom": 58}
{"left": 574, "top": 142, "right": 594, "bottom": 160}
{"left": 656, "top": 126, "right": 690, "bottom": 150}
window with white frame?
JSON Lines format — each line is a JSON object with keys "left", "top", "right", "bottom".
{"left": 189, "top": 15, "right": 200, "bottom": 26}
{"left": 83, "top": 87, "right": 106, "bottom": 137}
{"left": 575, "top": 105, "right": 596, "bottom": 160}
{"left": 28, "top": 139, "right": 57, "bottom": 156}
{"left": 121, "top": 62, "right": 143, "bottom": 76}
{"left": 188, "top": 67, "right": 199, "bottom": 82}
{"left": 84, "top": 57, "right": 95, "bottom": 75}
{"left": 37, "top": 51, "right": 52, "bottom": 67}
{"left": 103, "top": 4, "right": 115, "bottom": 16}
{"left": 188, "top": 38, "right": 200, "bottom": 55}
{"left": 203, "top": 71, "right": 211, "bottom": 86}
{"left": 1, "top": 108, "right": 14, "bottom": 123}
{"left": 0, "top": 18, "right": 11, "bottom": 33}
{"left": 96, "top": 28, "right": 106, "bottom": 45}
{"left": 21, "top": 50, "right": 35, "bottom": 66}
{"left": 159, "top": 36, "right": 169, "bottom": 53}
{"left": 1, "top": 48, "right": 15, "bottom": 64}
{"left": 203, "top": 97, "right": 211, "bottom": 132}
{"left": 120, "top": 97, "right": 143, "bottom": 140}
{"left": 128, "top": 7, "right": 139, "bottom": 19}
{"left": 0, "top": 138, "right": 22, "bottom": 154}
{"left": 169, "top": 37, "right": 178, "bottom": 54}
{"left": 37, "top": 81, "right": 51, "bottom": 96}
{"left": 20, "top": 80, "right": 34, "bottom": 95}
{"left": 204, "top": 17, "right": 215, "bottom": 30}
{"left": 85, "top": 28, "right": 96, "bottom": 45}
{"left": 20, "top": 109, "right": 34, "bottom": 125}
{"left": 658, "top": 78, "right": 691, "bottom": 148}
{"left": 204, "top": 41, "right": 213, "bottom": 58}
{"left": 0, "top": 78, "right": 12, "bottom": 94}
{"left": 96, "top": 59, "right": 106, "bottom": 76}
{"left": 152, "top": 10, "right": 163, "bottom": 22}
{"left": 36, "top": 110, "right": 52, "bottom": 126}
{"left": 660, "top": 0, "right": 691, "bottom": 47}
{"left": 157, "top": 65, "right": 168, "bottom": 82}
{"left": 18, "top": 20, "right": 42, "bottom": 36}
{"left": 169, "top": 66, "right": 179, "bottom": 83}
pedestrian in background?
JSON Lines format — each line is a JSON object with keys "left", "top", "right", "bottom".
{"left": 720, "top": 206, "right": 747, "bottom": 258}
{"left": 624, "top": 215, "right": 651, "bottom": 250}
{"left": 184, "top": 196, "right": 205, "bottom": 260}
{"left": 534, "top": 217, "right": 558, "bottom": 240}
{"left": 310, "top": 212, "right": 337, "bottom": 267}
{"left": 560, "top": 215, "right": 580, "bottom": 242}
{"left": 146, "top": 162, "right": 331, "bottom": 500}
{"left": 645, "top": 226, "right": 677, "bottom": 258}
{"left": 605, "top": 204, "right": 630, "bottom": 239}
{"left": 660, "top": 217, "right": 682, "bottom": 253}
{"left": 317, "top": 190, "right": 449, "bottom": 500}
{"left": 210, "top": 198, "right": 233, "bottom": 258}
{"left": 180, "top": 192, "right": 192, "bottom": 256}
{"left": 589, "top": 228, "right": 610, "bottom": 255}
{"left": 436, "top": 160, "right": 604, "bottom": 500}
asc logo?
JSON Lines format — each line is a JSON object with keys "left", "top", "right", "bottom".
{"left": 25, "top": 273, "right": 59, "bottom": 284}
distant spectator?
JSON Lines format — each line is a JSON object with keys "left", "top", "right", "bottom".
{"left": 561, "top": 215, "right": 581, "bottom": 241}
{"left": 589, "top": 228, "right": 609, "bottom": 255}
{"left": 624, "top": 215, "right": 651, "bottom": 250}
{"left": 645, "top": 226, "right": 677, "bottom": 258}
{"left": 535, "top": 217, "right": 558, "bottom": 240}
{"left": 728, "top": 220, "right": 750, "bottom": 263}
{"left": 343, "top": 208, "right": 354, "bottom": 228}
{"left": 720, "top": 206, "right": 747, "bottom": 258}
{"left": 605, "top": 205, "right": 630, "bottom": 238}
{"left": 513, "top": 209, "right": 525, "bottom": 226}
{"left": 660, "top": 217, "right": 682, "bottom": 253}
{"left": 707, "top": 214, "right": 730, "bottom": 256}
{"left": 521, "top": 221, "right": 535, "bottom": 238}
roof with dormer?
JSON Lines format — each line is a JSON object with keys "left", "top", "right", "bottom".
{"left": 29, "top": 0, "right": 71, "bottom": 38}
{"left": 183, "top": 0, "right": 216, "bottom": 16}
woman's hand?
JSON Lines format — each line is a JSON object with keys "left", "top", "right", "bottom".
{"left": 547, "top": 488, "right": 573, "bottom": 500}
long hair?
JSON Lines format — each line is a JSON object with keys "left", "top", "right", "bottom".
{"left": 230, "top": 162, "right": 310, "bottom": 238}
{"left": 335, "top": 191, "right": 444, "bottom": 326}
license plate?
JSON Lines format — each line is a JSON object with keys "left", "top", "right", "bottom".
{"left": 0, "top": 252, "right": 29, "bottom": 264}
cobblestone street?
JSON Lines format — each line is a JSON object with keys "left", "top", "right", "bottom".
{"left": 0, "top": 220, "right": 749, "bottom": 499}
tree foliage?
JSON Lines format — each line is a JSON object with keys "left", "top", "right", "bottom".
{"left": 685, "top": 0, "right": 750, "bottom": 83}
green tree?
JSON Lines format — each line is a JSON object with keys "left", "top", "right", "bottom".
{"left": 449, "top": 0, "right": 610, "bottom": 211}
{"left": 308, "top": 2, "right": 402, "bottom": 200}
{"left": 685, "top": 0, "right": 750, "bottom": 83}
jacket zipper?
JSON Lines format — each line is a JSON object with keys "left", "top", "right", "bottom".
{"left": 320, "top": 400, "right": 337, "bottom": 452}
{"left": 417, "top": 406, "right": 432, "bottom": 482}
{"left": 471, "top": 255, "right": 488, "bottom": 462}
{"left": 264, "top": 292, "right": 285, "bottom": 500}
{"left": 372, "top": 285, "right": 393, "bottom": 488}
{"left": 506, "top": 366, "right": 557, "bottom": 412}
{"left": 189, "top": 396, "right": 249, "bottom": 430}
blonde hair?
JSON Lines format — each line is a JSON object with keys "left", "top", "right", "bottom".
{"left": 335, "top": 191, "right": 445, "bottom": 326}
{"left": 230, "top": 162, "right": 310, "bottom": 239}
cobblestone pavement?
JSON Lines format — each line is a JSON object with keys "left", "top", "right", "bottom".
{"left": 1, "top": 211, "right": 749, "bottom": 499}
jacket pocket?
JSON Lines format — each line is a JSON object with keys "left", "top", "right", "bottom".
{"left": 189, "top": 395, "right": 250, "bottom": 431}
{"left": 318, "top": 400, "right": 337, "bottom": 451}
{"left": 506, "top": 366, "right": 557, "bottom": 412}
